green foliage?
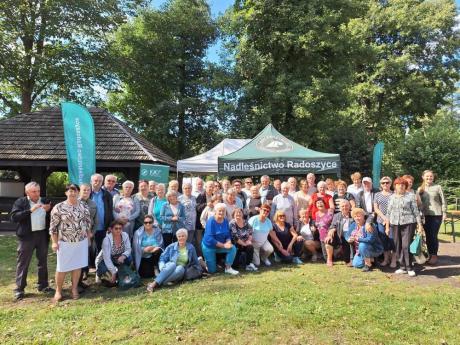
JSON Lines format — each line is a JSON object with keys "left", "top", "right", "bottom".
{"left": 0, "top": 0, "right": 145, "bottom": 115}
{"left": 397, "top": 110, "right": 460, "bottom": 181}
{"left": 107, "top": 0, "right": 221, "bottom": 159}
{"left": 46, "top": 172, "right": 69, "bottom": 197}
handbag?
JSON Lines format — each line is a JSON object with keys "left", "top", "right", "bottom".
{"left": 410, "top": 234, "right": 422, "bottom": 255}
{"left": 184, "top": 265, "right": 202, "bottom": 281}
{"left": 117, "top": 264, "right": 141, "bottom": 290}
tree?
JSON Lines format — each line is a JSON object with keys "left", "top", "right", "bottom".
{"left": 0, "top": 0, "right": 144, "bottom": 115}
{"left": 397, "top": 110, "right": 460, "bottom": 181}
{"left": 107, "top": 0, "right": 218, "bottom": 158}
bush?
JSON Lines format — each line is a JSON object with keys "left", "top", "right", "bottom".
{"left": 46, "top": 172, "right": 69, "bottom": 197}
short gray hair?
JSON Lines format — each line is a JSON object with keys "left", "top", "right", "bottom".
{"left": 317, "top": 181, "right": 327, "bottom": 189}
{"left": 156, "top": 183, "right": 166, "bottom": 191}
{"left": 281, "top": 182, "right": 289, "bottom": 189}
{"left": 80, "top": 183, "right": 91, "bottom": 189}
{"left": 122, "top": 180, "right": 134, "bottom": 188}
{"left": 91, "top": 173, "right": 103, "bottom": 181}
{"left": 25, "top": 181, "right": 40, "bottom": 192}
{"left": 166, "top": 190, "right": 178, "bottom": 199}
{"left": 176, "top": 228, "right": 188, "bottom": 238}
{"left": 214, "top": 202, "right": 227, "bottom": 211}
{"left": 261, "top": 175, "right": 270, "bottom": 181}
{"left": 105, "top": 174, "right": 117, "bottom": 182}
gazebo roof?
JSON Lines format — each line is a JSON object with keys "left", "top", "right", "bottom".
{"left": 0, "top": 107, "right": 176, "bottom": 167}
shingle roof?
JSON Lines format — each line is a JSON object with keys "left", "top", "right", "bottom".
{"left": 0, "top": 107, "right": 176, "bottom": 166}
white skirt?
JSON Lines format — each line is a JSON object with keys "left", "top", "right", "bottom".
{"left": 56, "top": 238, "right": 88, "bottom": 272}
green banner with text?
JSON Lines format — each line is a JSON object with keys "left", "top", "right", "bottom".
{"left": 139, "top": 163, "right": 169, "bottom": 183}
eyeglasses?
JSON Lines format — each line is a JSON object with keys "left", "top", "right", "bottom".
{"left": 279, "top": 215, "right": 286, "bottom": 218}
{"left": 144, "top": 221, "right": 153, "bottom": 224}
{"left": 381, "top": 181, "right": 390, "bottom": 185}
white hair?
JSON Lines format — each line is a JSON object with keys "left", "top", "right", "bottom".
{"left": 91, "top": 173, "right": 103, "bottom": 181}
{"left": 281, "top": 182, "right": 289, "bottom": 189}
{"left": 288, "top": 177, "right": 297, "bottom": 183}
{"left": 205, "top": 181, "right": 214, "bottom": 188}
{"left": 339, "top": 199, "right": 350, "bottom": 207}
{"left": 166, "top": 190, "right": 178, "bottom": 199}
{"left": 226, "top": 187, "right": 236, "bottom": 195}
{"left": 122, "top": 180, "right": 134, "bottom": 188}
{"left": 25, "top": 181, "right": 40, "bottom": 192}
{"left": 214, "top": 202, "right": 227, "bottom": 211}
{"left": 156, "top": 183, "right": 166, "bottom": 190}
{"left": 105, "top": 174, "right": 118, "bottom": 182}
{"left": 176, "top": 228, "right": 188, "bottom": 238}
{"left": 183, "top": 182, "right": 192, "bottom": 188}
{"left": 317, "top": 181, "right": 327, "bottom": 189}
{"left": 261, "top": 175, "right": 270, "bottom": 181}
{"left": 169, "top": 180, "right": 179, "bottom": 186}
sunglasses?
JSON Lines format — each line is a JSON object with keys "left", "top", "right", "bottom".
{"left": 144, "top": 221, "right": 153, "bottom": 224}
{"left": 279, "top": 215, "right": 286, "bottom": 218}
{"left": 381, "top": 181, "right": 390, "bottom": 185}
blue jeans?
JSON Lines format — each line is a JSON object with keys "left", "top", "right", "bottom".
{"left": 154, "top": 262, "right": 185, "bottom": 285}
{"left": 201, "top": 243, "right": 237, "bottom": 273}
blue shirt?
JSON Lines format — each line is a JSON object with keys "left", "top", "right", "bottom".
{"left": 91, "top": 190, "right": 105, "bottom": 231}
{"left": 141, "top": 231, "right": 159, "bottom": 258}
{"left": 248, "top": 215, "right": 273, "bottom": 245}
{"left": 202, "top": 217, "right": 231, "bottom": 248}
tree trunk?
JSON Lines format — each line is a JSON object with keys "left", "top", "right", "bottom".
{"left": 21, "top": 87, "right": 33, "bottom": 113}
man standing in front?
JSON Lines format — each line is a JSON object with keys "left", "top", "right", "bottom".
{"left": 90, "top": 174, "right": 113, "bottom": 255}
{"left": 10, "top": 182, "right": 54, "bottom": 300}
{"left": 103, "top": 174, "right": 119, "bottom": 197}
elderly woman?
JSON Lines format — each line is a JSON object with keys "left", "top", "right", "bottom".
{"left": 230, "top": 208, "right": 257, "bottom": 271}
{"left": 178, "top": 182, "right": 197, "bottom": 243}
{"left": 294, "top": 179, "right": 311, "bottom": 212}
{"left": 386, "top": 177, "right": 423, "bottom": 277}
{"left": 346, "top": 208, "right": 383, "bottom": 272}
{"left": 347, "top": 172, "right": 363, "bottom": 199}
{"left": 133, "top": 215, "right": 163, "bottom": 278}
{"left": 95, "top": 220, "right": 132, "bottom": 285}
{"left": 324, "top": 200, "right": 353, "bottom": 266}
{"left": 249, "top": 204, "right": 275, "bottom": 267}
{"left": 332, "top": 180, "right": 356, "bottom": 213}
{"left": 147, "top": 228, "right": 201, "bottom": 291}
{"left": 50, "top": 184, "right": 92, "bottom": 302}
{"left": 168, "top": 180, "right": 181, "bottom": 196}
{"left": 313, "top": 199, "right": 334, "bottom": 265}
{"left": 270, "top": 210, "right": 303, "bottom": 264}
{"left": 134, "top": 179, "right": 154, "bottom": 230}
{"left": 148, "top": 183, "right": 167, "bottom": 227}
{"left": 113, "top": 180, "right": 140, "bottom": 240}
{"left": 200, "top": 194, "right": 222, "bottom": 228}
{"left": 298, "top": 208, "right": 320, "bottom": 261}
{"left": 160, "top": 191, "right": 186, "bottom": 247}
{"left": 271, "top": 182, "right": 297, "bottom": 226}
{"left": 224, "top": 187, "right": 244, "bottom": 219}
{"left": 201, "top": 203, "right": 239, "bottom": 275}
{"left": 309, "top": 181, "right": 334, "bottom": 218}
{"left": 373, "top": 176, "right": 395, "bottom": 267}
{"left": 417, "top": 170, "right": 447, "bottom": 265}
{"left": 246, "top": 185, "right": 262, "bottom": 218}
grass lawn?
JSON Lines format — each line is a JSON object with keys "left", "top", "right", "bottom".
{"left": 0, "top": 228, "right": 459, "bottom": 345}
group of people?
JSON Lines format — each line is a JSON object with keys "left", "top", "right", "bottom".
{"left": 11, "top": 170, "right": 446, "bottom": 301}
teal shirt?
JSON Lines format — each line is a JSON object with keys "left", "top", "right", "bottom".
{"left": 141, "top": 231, "right": 159, "bottom": 258}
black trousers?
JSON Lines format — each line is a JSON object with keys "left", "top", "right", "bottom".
{"left": 162, "top": 233, "right": 177, "bottom": 248}
{"left": 392, "top": 223, "right": 416, "bottom": 270}
{"left": 138, "top": 251, "right": 162, "bottom": 278}
{"left": 233, "top": 244, "right": 254, "bottom": 268}
{"left": 15, "top": 230, "right": 49, "bottom": 292}
{"left": 424, "top": 215, "right": 442, "bottom": 256}
{"left": 274, "top": 240, "right": 304, "bottom": 263}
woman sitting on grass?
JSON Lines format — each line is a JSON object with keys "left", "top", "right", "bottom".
{"left": 229, "top": 208, "right": 257, "bottom": 271}
{"left": 146, "top": 228, "right": 201, "bottom": 292}
{"left": 201, "top": 203, "right": 239, "bottom": 275}
{"left": 95, "top": 220, "right": 132, "bottom": 285}
{"left": 297, "top": 208, "right": 320, "bottom": 261}
{"left": 270, "top": 210, "right": 303, "bottom": 264}
{"left": 346, "top": 208, "right": 383, "bottom": 272}
{"left": 133, "top": 215, "right": 163, "bottom": 279}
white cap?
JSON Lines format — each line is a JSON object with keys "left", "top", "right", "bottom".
{"left": 362, "top": 177, "right": 372, "bottom": 184}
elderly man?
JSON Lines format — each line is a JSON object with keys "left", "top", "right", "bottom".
{"left": 192, "top": 178, "right": 204, "bottom": 198}
{"left": 355, "top": 177, "right": 376, "bottom": 223}
{"left": 287, "top": 177, "right": 298, "bottom": 197}
{"left": 306, "top": 173, "right": 317, "bottom": 196}
{"left": 103, "top": 174, "right": 119, "bottom": 197}
{"left": 324, "top": 200, "right": 353, "bottom": 266}
{"left": 273, "top": 179, "right": 282, "bottom": 195}
{"left": 90, "top": 174, "right": 113, "bottom": 254}
{"left": 10, "top": 182, "right": 54, "bottom": 300}
{"left": 259, "top": 175, "right": 277, "bottom": 205}
{"left": 148, "top": 180, "right": 157, "bottom": 195}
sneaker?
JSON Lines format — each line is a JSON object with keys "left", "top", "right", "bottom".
{"left": 362, "top": 265, "right": 372, "bottom": 272}
{"left": 225, "top": 267, "right": 239, "bottom": 275}
{"left": 245, "top": 263, "right": 258, "bottom": 271}
{"left": 263, "top": 258, "right": 272, "bottom": 267}
{"left": 395, "top": 268, "right": 407, "bottom": 274}
{"left": 311, "top": 253, "right": 318, "bottom": 262}
{"left": 293, "top": 257, "right": 303, "bottom": 265}
{"left": 38, "top": 286, "right": 55, "bottom": 294}
{"left": 407, "top": 270, "right": 416, "bottom": 277}
{"left": 14, "top": 290, "right": 24, "bottom": 301}
{"left": 273, "top": 252, "right": 281, "bottom": 263}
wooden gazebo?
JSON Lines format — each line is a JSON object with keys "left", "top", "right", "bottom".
{"left": 0, "top": 106, "right": 176, "bottom": 190}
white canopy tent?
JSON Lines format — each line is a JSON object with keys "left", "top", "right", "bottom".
{"left": 177, "top": 139, "right": 250, "bottom": 173}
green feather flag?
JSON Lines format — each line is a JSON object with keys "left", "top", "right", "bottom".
{"left": 372, "top": 141, "right": 384, "bottom": 189}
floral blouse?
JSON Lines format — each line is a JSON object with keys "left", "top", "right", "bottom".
{"left": 49, "top": 200, "right": 91, "bottom": 242}
{"left": 229, "top": 219, "right": 253, "bottom": 243}
{"left": 314, "top": 212, "right": 333, "bottom": 241}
